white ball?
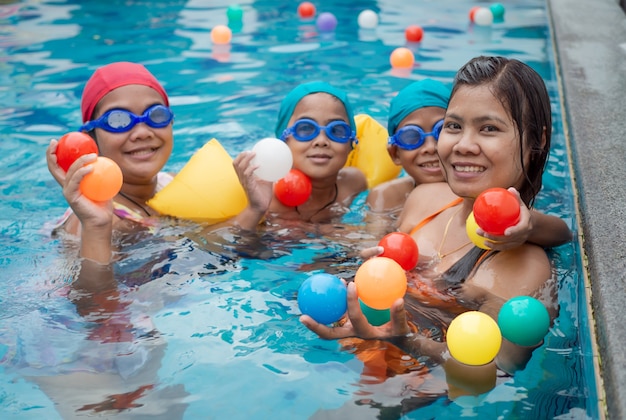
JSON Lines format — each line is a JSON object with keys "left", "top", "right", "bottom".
{"left": 357, "top": 10, "right": 378, "bottom": 29}
{"left": 251, "top": 138, "right": 293, "bottom": 182}
{"left": 474, "top": 7, "right": 494, "bottom": 26}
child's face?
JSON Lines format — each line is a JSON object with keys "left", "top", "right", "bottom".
{"left": 284, "top": 93, "right": 352, "bottom": 181}
{"left": 91, "top": 84, "right": 173, "bottom": 186}
{"left": 389, "top": 106, "right": 446, "bottom": 186}
{"left": 437, "top": 84, "right": 524, "bottom": 199}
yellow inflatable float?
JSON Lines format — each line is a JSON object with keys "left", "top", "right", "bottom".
{"left": 148, "top": 139, "right": 248, "bottom": 223}
{"left": 346, "top": 114, "right": 402, "bottom": 188}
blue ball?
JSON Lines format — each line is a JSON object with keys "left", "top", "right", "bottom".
{"left": 498, "top": 296, "right": 550, "bottom": 346}
{"left": 298, "top": 273, "right": 347, "bottom": 325}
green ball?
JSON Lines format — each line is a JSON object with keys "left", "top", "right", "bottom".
{"left": 489, "top": 3, "right": 505, "bottom": 19}
{"left": 359, "top": 299, "right": 390, "bottom": 326}
{"left": 226, "top": 5, "right": 243, "bottom": 22}
{"left": 498, "top": 296, "right": 550, "bottom": 346}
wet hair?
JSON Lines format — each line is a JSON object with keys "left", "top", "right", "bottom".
{"left": 443, "top": 56, "right": 552, "bottom": 285}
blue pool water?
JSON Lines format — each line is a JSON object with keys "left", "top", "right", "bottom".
{"left": 0, "top": 0, "right": 599, "bottom": 418}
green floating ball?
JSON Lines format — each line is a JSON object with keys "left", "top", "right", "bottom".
{"left": 359, "top": 299, "right": 390, "bottom": 326}
{"left": 227, "top": 5, "right": 244, "bottom": 22}
{"left": 498, "top": 296, "right": 550, "bottom": 346}
{"left": 489, "top": 3, "right": 505, "bottom": 20}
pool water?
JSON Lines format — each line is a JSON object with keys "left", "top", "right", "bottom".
{"left": 0, "top": 0, "right": 599, "bottom": 418}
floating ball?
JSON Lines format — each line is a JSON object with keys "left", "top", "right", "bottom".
{"left": 251, "top": 138, "right": 293, "bottom": 182}
{"left": 489, "top": 3, "right": 505, "bottom": 20}
{"left": 80, "top": 156, "right": 123, "bottom": 202}
{"left": 354, "top": 257, "right": 407, "bottom": 310}
{"left": 56, "top": 132, "right": 99, "bottom": 172}
{"left": 274, "top": 169, "right": 312, "bottom": 207}
{"left": 447, "top": 311, "right": 502, "bottom": 366}
{"left": 211, "top": 24, "right": 232, "bottom": 44}
{"left": 359, "top": 299, "right": 390, "bottom": 326}
{"left": 298, "top": 273, "right": 347, "bottom": 325}
{"left": 473, "top": 188, "right": 520, "bottom": 235}
{"left": 226, "top": 5, "right": 244, "bottom": 22}
{"left": 357, "top": 9, "right": 378, "bottom": 29}
{"left": 316, "top": 12, "right": 337, "bottom": 32}
{"left": 389, "top": 47, "right": 415, "bottom": 69}
{"left": 468, "top": 6, "right": 481, "bottom": 22}
{"left": 405, "top": 25, "right": 424, "bottom": 43}
{"left": 378, "top": 232, "right": 419, "bottom": 271}
{"left": 466, "top": 211, "right": 491, "bottom": 250}
{"left": 297, "top": 2, "right": 316, "bottom": 19}
{"left": 474, "top": 7, "right": 494, "bottom": 26}
{"left": 498, "top": 296, "right": 550, "bottom": 346}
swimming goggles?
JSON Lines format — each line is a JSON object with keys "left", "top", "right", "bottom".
{"left": 388, "top": 119, "right": 444, "bottom": 150}
{"left": 280, "top": 119, "right": 356, "bottom": 144}
{"left": 80, "top": 104, "right": 174, "bottom": 133}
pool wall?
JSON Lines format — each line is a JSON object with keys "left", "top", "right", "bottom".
{"left": 549, "top": 0, "right": 626, "bottom": 418}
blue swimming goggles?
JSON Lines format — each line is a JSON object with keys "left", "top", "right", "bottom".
{"left": 388, "top": 119, "right": 444, "bottom": 150}
{"left": 280, "top": 118, "right": 356, "bottom": 144}
{"left": 80, "top": 104, "right": 174, "bottom": 133}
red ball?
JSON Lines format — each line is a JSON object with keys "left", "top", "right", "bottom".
{"left": 469, "top": 6, "right": 481, "bottom": 22}
{"left": 274, "top": 169, "right": 312, "bottom": 207}
{"left": 56, "top": 132, "right": 99, "bottom": 172}
{"left": 378, "top": 232, "right": 419, "bottom": 271}
{"left": 405, "top": 25, "right": 424, "bottom": 43}
{"left": 473, "top": 188, "right": 521, "bottom": 235}
{"left": 297, "top": 2, "right": 316, "bottom": 19}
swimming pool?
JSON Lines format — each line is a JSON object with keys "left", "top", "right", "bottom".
{"left": 0, "top": 0, "right": 600, "bottom": 418}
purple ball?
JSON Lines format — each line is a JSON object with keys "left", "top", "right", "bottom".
{"left": 316, "top": 12, "right": 337, "bottom": 32}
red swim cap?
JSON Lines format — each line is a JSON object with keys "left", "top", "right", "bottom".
{"left": 80, "top": 62, "right": 169, "bottom": 123}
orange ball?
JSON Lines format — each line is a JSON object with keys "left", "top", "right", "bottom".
{"left": 297, "top": 2, "right": 316, "bottom": 19}
{"left": 354, "top": 257, "right": 407, "bottom": 310}
{"left": 405, "top": 25, "right": 424, "bottom": 43}
{"left": 80, "top": 156, "right": 123, "bottom": 202}
{"left": 211, "top": 25, "right": 232, "bottom": 44}
{"left": 390, "top": 47, "right": 415, "bottom": 69}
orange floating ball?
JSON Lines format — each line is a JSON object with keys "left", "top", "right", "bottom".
{"left": 297, "top": 2, "right": 316, "bottom": 19}
{"left": 389, "top": 47, "right": 415, "bottom": 69}
{"left": 354, "top": 257, "right": 407, "bottom": 310}
{"left": 211, "top": 25, "right": 232, "bottom": 44}
{"left": 404, "top": 25, "right": 424, "bottom": 43}
{"left": 80, "top": 156, "right": 123, "bottom": 202}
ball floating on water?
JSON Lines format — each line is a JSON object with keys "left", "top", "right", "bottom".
{"left": 226, "top": 4, "right": 243, "bottom": 22}
{"left": 357, "top": 9, "right": 378, "bottom": 29}
{"left": 56, "top": 132, "right": 99, "bottom": 172}
{"left": 211, "top": 25, "right": 232, "bottom": 44}
{"left": 405, "top": 25, "right": 424, "bottom": 43}
{"left": 466, "top": 211, "right": 491, "bottom": 250}
{"left": 251, "top": 138, "right": 293, "bottom": 182}
{"left": 316, "top": 12, "right": 337, "bottom": 32}
{"left": 447, "top": 311, "right": 502, "bottom": 366}
{"left": 390, "top": 47, "right": 415, "bottom": 69}
{"left": 378, "top": 232, "right": 419, "bottom": 271}
{"left": 298, "top": 273, "right": 347, "bottom": 325}
{"left": 80, "top": 156, "right": 123, "bottom": 202}
{"left": 355, "top": 257, "right": 407, "bottom": 310}
{"left": 473, "top": 7, "right": 494, "bottom": 26}
{"left": 473, "top": 187, "right": 520, "bottom": 236}
{"left": 274, "top": 169, "right": 312, "bottom": 207}
{"left": 469, "top": 6, "right": 481, "bottom": 22}
{"left": 359, "top": 299, "right": 390, "bottom": 326}
{"left": 489, "top": 3, "right": 505, "bottom": 20}
{"left": 498, "top": 296, "right": 550, "bottom": 346}
{"left": 297, "top": 2, "right": 316, "bottom": 19}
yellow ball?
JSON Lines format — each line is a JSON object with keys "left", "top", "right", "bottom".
{"left": 466, "top": 211, "right": 491, "bottom": 250}
{"left": 447, "top": 311, "right": 502, "bottom": 366}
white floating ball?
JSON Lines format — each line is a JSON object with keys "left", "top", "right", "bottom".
{"left": 357, "top": 9, "right": 378, "bottom": 29}
{"left": 251, "top": 138, "right": 293, "bottom": 182}
{"left": 474, "top": 7, "right": 494, "bottom": 26}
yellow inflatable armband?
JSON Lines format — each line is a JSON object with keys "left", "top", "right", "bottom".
{"left": 148, "top": 139, "right": 248, "bottom": 223}
{"left": 346, "top": 114, "right": 402, "bottom": 188}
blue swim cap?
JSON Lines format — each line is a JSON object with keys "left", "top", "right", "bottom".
{"left": 387, "top": 79, "right": 451, "bottom": 136}
{"left": 274, "top": 81, "right": 356, "bottom": 139}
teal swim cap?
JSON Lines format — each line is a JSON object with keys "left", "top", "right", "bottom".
{"left": 387, "top": 79, "right": 451, "bottom": 136}
{"left": 274, "top": 81, "right": 356, "bottom": 139}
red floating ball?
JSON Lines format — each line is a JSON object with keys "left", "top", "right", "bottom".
{"left": 274, "top": 169, "right": 312, "bottom": 207}
{"left": 56, "top": 132, "right": 99, "bottom": 172}
{"left": 469, "top": 6, "right": 481, "bottom": 22}
{"left": 297, "top": 2, "right": 316, "bottom": 19}
{"left": 405, "top": 25, "right": 424, "bottom": 43}
{"left": 378, "top": 232, "right": 419, "bottom": 271}
{"left": 473, "top": 188, "right": 521, "bottom": 235}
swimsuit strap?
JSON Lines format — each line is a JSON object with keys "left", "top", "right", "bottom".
{"left": 410, "top": 197, "right": 463, "bottom": 236}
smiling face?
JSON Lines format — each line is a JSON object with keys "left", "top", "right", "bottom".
{"left": 437, "top": 84, "right": 528, "bottom": 199}
{"left": 389, "top": 106, "right": 446, "bottom": 186}
{"left": 284, "top": 92, "right": 352, "bottom": 182}
{"left": 91, "top": 84, "right": 173, "bottom": 187}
